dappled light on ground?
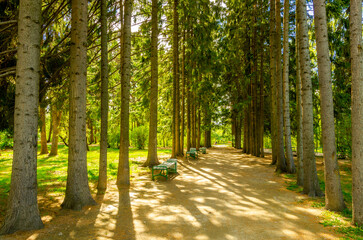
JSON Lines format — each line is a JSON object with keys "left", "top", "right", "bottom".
{"left": 3, "top": 147, "right": 340, "bottom": 240}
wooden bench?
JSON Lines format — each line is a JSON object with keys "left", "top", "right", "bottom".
{"left": 152, "top": 159, "right": 177, "bottom": 180}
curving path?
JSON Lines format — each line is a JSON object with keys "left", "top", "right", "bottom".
{"left": 4, "top": 147, "right": 340, "bottom": 240}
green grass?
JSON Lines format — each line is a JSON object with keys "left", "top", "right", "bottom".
{"left": 0, "top": 144, "right": 172, "bottom": 221}
{"left": 281, "top": 158, "right": 362, "bottom": 240}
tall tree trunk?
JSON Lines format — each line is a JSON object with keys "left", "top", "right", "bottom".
{"left": 297, "top": 0, "right": 323, "bottom": 197}
{"left": 197, "top": 107, "right": 201, "bottom": 150}
{"left": 187, "top": 69, "right": 191, "bottom": 151}
{"left": 117, "top": 0, "right": 132, "bottom": 188}
{"left": 313, "top": 0, "right": 345, "bottom": 211}
{"left": 282, "top": 0, "right": 295, "bottom": 173}
{"left": 259, "top": 30, "right": 265, "bottom": 158}
{"left": 243, "top": 109, "right": 248, "bottom": 153}
{"left": 275, "top": 0, "right": 287, "bottom": 172}
{"left": 49, "top": 107, "right": 62, "bottom": 156}
{"left": 295, "top": 18, "right": 304, "bottom": 186}
{"left": 0, "top": 0, "right": 44, "bottom": 234}
{"left": 235, "top": 114, "right": 242, "bottom": 149}
{"left": 192, "top": 91, "right": 196, "bottom": 147}
{"left": 40, "top": 106, "right": 49, "bottom": 154}
{"left": 350, "top": 0, "right": 363, "bottom": 226}
{"left": 62, "top": 0, "right": 96, "bottom": 210}
{"left": 269, "top": 0, "right": 277, "bottom": 165}
{"left": 144, "top": 0, "right": 159, "bottom": 167}
{"left": 181, "top": 29, "right": 186, "bottom": 154}
{"left": 172, "top": 0, "right": 180, "bottom": 156}
{"left": 97, "top": 0, "right": 109, "bottom": 194}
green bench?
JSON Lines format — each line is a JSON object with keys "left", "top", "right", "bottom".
{"left": 186, "top": 148, "right": 198, "bottom": 160}
{"left": 200, "top": 147, "right": 207, "bottom": 154}
{"left": 152, "top": 158, "right": 177, "bottom": 180}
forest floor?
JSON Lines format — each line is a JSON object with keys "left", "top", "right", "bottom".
{"left": 2, "top": 146, "right": 343, "bottom": 240}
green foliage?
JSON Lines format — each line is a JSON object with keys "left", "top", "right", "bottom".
{"left": 108, "top": 130, "right": 120, "bottom": 149}
{"left": 0, "top": 131, "right": 13, "bottom": 150}
{"left": 130, "top": 126, "right": 148, "bottom": 150}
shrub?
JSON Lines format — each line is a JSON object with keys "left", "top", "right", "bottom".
{"left": 108, "top": 130, "right": 120, "bottom": 149}
{"left": 130, "top": 126, "right": 148, "bottom": 150}
{"left": 0, "top": 131, "right": 13, "bottom": 150}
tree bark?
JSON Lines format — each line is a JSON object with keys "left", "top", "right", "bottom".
{"left": 181, "top": 29, "right": 186, "bottom": 154}
{"left": 297, "top": 0, "right": 323, "bottom": 197}
{"left": 117, "top": 0, "right": 132, "bottom": 188}
{"left": 0, "top": 0, "right": 44, "bottom": 234}
{"left": 269, "top": 0, "right": 277, "bottom": 165}
{"left": 350, "top": 0, "right": 363, "bottom": 226}
{"left": 61, "top": 0, "right": 96, "bottom": 210}
{"left": 295, "top": 18, "right": 304, "bottom": 186}
{"left": 275, "top": 0, "right": 287, "bottom": 172}
{"left": 49, "top": 106, "right": 62, "bottom": 156}
{"left": 259, "top": 28, "right": 265, "bottom": 158}
{"left": 144, "top": 0, "right": 159, "bottom": 167}
{"left": 40, "top": 106, "right": 49, "bottom": 154}
{"left": 313, "top": 0, "right": 345, "bottom": 211}
{"left": 282, "top": 0, "right": 295, "bottom": 173}
{"left": 97, "top": 0, "right": 109, "bottom": 194}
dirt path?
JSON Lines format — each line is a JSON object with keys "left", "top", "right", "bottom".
{"left": 3, "top": 147, "right": 340, "bottom": 240}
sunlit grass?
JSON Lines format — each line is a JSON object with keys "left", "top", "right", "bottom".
{"left": 0, "top": 144, "right": 172, "bottom": 221}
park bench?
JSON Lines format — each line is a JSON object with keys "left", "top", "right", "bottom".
{"left": 152, "top": 158, "right": 177, "bottom": 180}
{"left": 200, "top": 147, "right": 207, "bottom": 154}
{"left": 186, "top": 148, "right": 198, "bottom": 160}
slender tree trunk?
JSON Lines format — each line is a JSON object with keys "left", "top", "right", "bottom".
{"left": 297, "top": 0, "right": 323, "bottom": 197}
{"left": 40, "top": 106, "right": 49, "bottom": 154}
{"left": 144, "top": 0, "right": 159, "bottom": 167}
{"left": 49, "top": 107, "right": 62, "bottom": 156}
{"left": 259, "top": 31, "right": 265, "bottom": 158}
{"left": 0, "top": 0, "right": 44, "bottom": 234}
{"left": 350, "top": 0, "right": 363, "bottom": 226}
{"left": 282, "top": 0, "right": 295, "bottom": 173}
{"left": 197, "top": 107, "right": 201, "bottom": 150}
{"left": 295, "top": 19, "right": 304, "bottom": 186}
{"left": 243, "top": 109, "right": 248, "bottom": 153}
{"left": 62, "top": 0, "right": 96, "bottom": 210}
{"left": 89, "top": 120, "right": 94, "bottom": 144}
{"left": 187, "top": 69, "right": 191, "bottom": 151}
{"left": 313, "top": 0, "right": 345, "bottom": 211}
{"left": 181, "top": 29, "right": 186, "bottom": 155}
{"left": 48, "top": 112, "right": 53, "bottom": 143}
{"left": 269, "top": 0, "right": 277, "bottom": 165}
{"left": 235, "top": 114, "right": 242, "bottom": 149}
{"left": 97, "top": 0, "right": 109, "bottom": 194}
{"left": 275, "top": 0, "right": 287, "bottom": 172}
{"left": 117, "top": 0, "right": 132, "bottom": 188}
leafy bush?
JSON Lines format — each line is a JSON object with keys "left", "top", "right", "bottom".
{"left": 130, "top": 126, "right": 148, "bottom": 150}
{"left": 108, "top": 130, "right": 120, "bottom": 149}
{"left": 0, "top": 131, "right": 13, "bottom": 149}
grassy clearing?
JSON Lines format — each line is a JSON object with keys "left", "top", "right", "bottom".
{"left": 281, "top": 157, "right": 363, "bottom": 240}
{"left": 0, "top": 144, "right": 172, "bottom": 222}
